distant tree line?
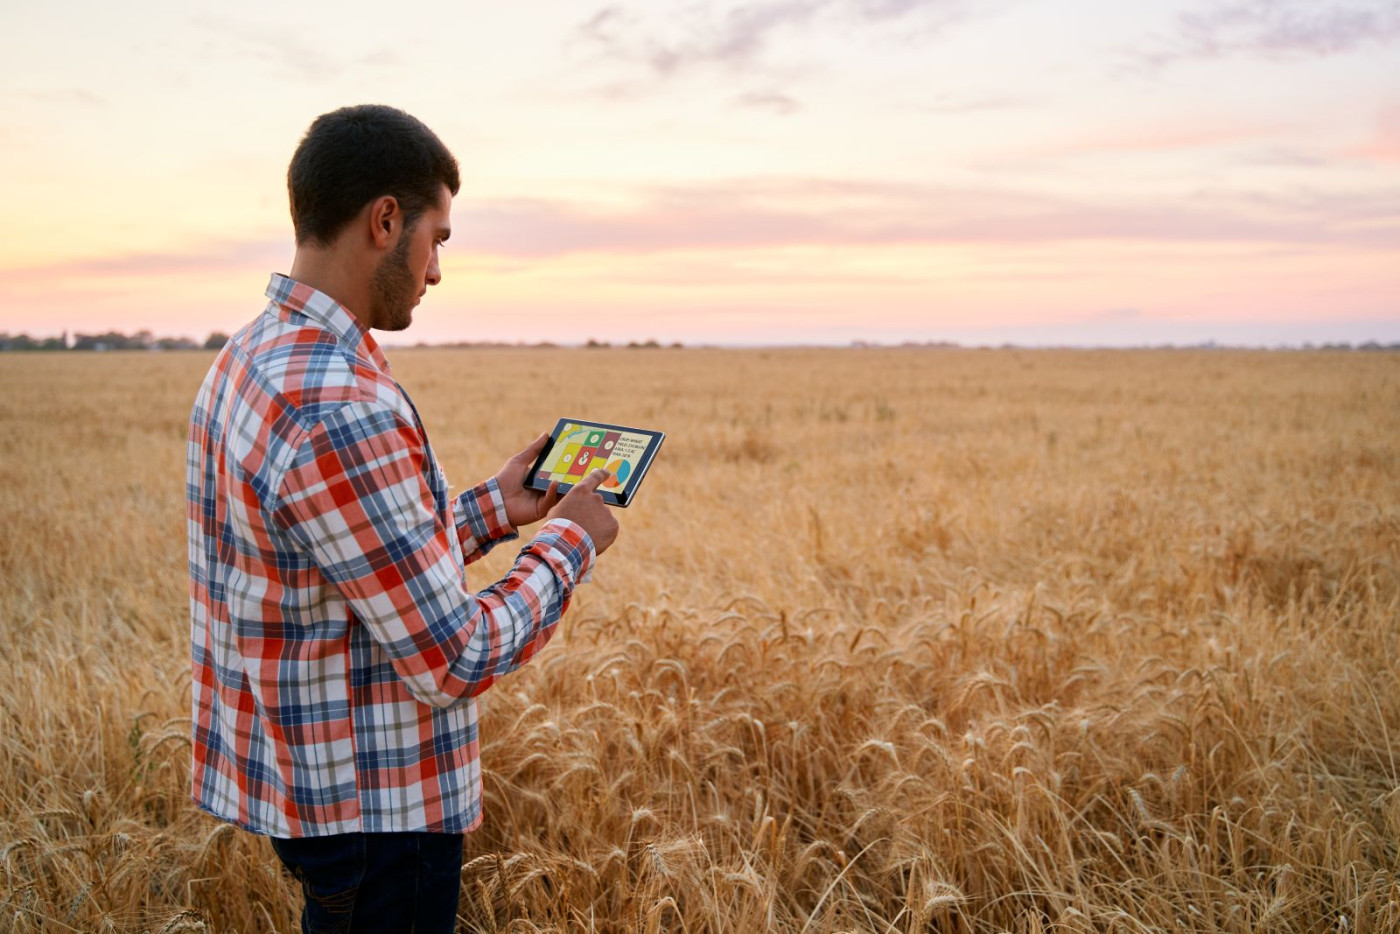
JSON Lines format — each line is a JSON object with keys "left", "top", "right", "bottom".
{"left": 0, "top": 330, "right": 230, "bottom": 352}
{"left": 5, "top": 331, "right": 1393, "bottom": 354}
{"left": 584, "top": 338, "right": 684, "bottom": 349}
{"left": 1, "top": 331, "right": 695, "bottom": 352}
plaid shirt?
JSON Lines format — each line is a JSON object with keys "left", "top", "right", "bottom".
{"left": 186, "top": 273, "right": 593, "bottom": 837}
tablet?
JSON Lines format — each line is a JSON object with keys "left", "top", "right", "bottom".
{"left": 525, "top": 418, "right": 665, "bottom": 508}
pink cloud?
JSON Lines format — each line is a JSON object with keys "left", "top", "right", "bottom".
{"left": 1351, "top": 104, "right": 1400, "bottom": 162}
{"left": 1017, "top": 120, "right": 1286, "bottom": 158}
{"left": 1138, "top": 0, "right": 1400, "bottom": 69}
{"left": 3, "top": 176, "right": 1396, "bottom": 297}
{"left": 0, "top": 238, "right": 291, "bottom": 287}
{"left": 451, "top": 178, "right": 1400, "bottom": 256}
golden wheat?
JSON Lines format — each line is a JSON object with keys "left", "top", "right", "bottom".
{"left": 1, "top": 347, "right": 1397, "bottom": 932}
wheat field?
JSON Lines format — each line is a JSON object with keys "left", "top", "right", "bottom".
{"left": 0, "top": 347, "right": 1397, "bottom": 933}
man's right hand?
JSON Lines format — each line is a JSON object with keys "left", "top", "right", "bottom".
{"left": 546, "top": 469, "right": 620, "bottom": 556}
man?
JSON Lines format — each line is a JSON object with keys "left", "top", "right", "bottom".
{"left": 186, "top": 104, "right": 619, "bottom": 933}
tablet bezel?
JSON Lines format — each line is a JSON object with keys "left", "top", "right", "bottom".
{"left": 524, "top": 417, "right": 665, "bottom": 508}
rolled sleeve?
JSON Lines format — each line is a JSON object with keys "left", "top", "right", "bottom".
{"left": 524, "top": 518, "right": 595, "bottom": 588}
{"left": 452, "top": 477, "right": 519, "bottom": 564}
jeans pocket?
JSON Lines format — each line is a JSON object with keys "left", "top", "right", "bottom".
{"left": 272, "top": 834, "right": 368, "bottom": 934}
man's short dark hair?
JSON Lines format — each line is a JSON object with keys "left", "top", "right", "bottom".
{"left": 288, "top": 105, "right": 461, "bottom": 246}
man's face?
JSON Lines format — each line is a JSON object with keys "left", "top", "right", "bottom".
{"left": 369, "top": 184, "right": 451, "bottom": 332}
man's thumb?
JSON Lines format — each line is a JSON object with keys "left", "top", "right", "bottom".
{"left": 511, "top": 432, "right": 549, "bottom": 465}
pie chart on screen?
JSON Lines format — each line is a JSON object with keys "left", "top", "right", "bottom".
{"left": 603, "top": 459, "right": 630, "bottom": 488}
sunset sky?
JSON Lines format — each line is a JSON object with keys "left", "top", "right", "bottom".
{"left": 2, "top": 0, "right": 1397, "bottom": 346}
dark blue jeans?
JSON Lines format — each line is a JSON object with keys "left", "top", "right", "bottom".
{"left": 270, "top": 832, "right": 464, "bottom": 934}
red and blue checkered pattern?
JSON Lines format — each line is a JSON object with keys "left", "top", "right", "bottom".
{"left": 186, "top": 274, "right": 593, "bottom": 837}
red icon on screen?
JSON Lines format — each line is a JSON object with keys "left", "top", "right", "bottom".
{"left": 568, "top": 447, "right": 596, "bottom": 476}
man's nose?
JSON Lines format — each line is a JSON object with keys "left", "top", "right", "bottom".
{"left": 426, "top": 253, "right": 442, "bottom": 287}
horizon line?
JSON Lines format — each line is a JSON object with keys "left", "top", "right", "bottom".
{"left": 5, "top": 336, "right": 1399, "bottom": 353}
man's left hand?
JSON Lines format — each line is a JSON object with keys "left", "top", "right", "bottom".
{"left": 494, "top": 432, "right": 564, "bottom": 528}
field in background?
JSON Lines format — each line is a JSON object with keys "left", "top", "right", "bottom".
{"left": 1, "top": 347, "right": 1397, "bottom": 933}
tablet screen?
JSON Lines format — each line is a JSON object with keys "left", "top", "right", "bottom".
{"left": 528, "top": 418, "right": 664, "bottom": 506}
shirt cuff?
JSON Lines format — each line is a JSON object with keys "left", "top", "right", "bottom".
{"left": 455, "top": 478, "right": 519, "bottom": 553}
{"left": 526, "top": 518, "right": 596, "bottom": 587}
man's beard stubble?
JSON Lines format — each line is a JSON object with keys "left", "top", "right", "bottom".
{"left": 369, "top": 229, "right": 417, "bottom": 332}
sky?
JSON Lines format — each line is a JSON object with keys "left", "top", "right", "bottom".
{"left": 1, "top": 0, "right": 1397, "bottom": 346}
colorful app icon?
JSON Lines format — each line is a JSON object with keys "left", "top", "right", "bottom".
{"left": 556, "top": 443, "right": 581, "bottom": 474}
{"left": 568, "top": 446, "right": 597, "bottom": 476}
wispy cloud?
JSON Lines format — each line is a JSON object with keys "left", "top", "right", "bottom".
{"left": 8, "top": 176, "right": 1395, "bottom": 287}
{"left": 1138, "top": 0, "right": 1400, "bottom": 68}
{"left": 999, "top": 119, "right": 1286, "bottom": 162}
{"left": 732, "top": 89, "right": 802, "bottom": 114}
{"left": 569, "top": 0, "right": 981, "bottom": 104}
{"left": 1231, "top": 145, "right": 1333, "bottom": 167}
{"left": 572, "top": 2, "right": 820, "bottom": 83}
{"left": 1, "top": 238, "right": 290, "bottom": 287}
{"left": 189, "top": 15, "right": 402, "bottom": 82}
{"left": 1351, "top": 103, "right": 1400, "bottom": 161}
{"left": 450, "top": 177, "right": 1400, "bottom": 255}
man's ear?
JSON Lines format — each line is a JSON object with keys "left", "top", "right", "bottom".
{"left": 366, "top": 195, "right": 400, "bottom": 250}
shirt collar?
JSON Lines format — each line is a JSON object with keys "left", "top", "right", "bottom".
{"left": 264, "top": 273, "right": 392, "bottom": 374}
